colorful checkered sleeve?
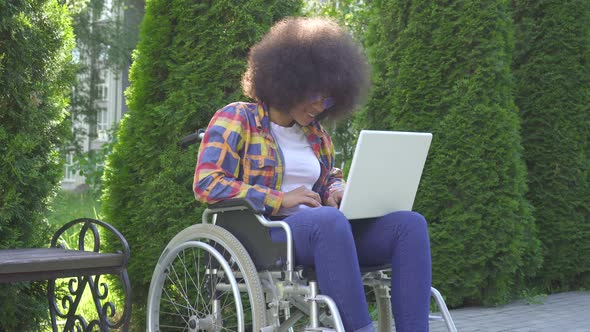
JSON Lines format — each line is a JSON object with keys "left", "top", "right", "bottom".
{"left": 194, "top": 105, "right": 284, "bottom": 215}
{"left": 320, "top": 131, "right": 345, "bottom": 203}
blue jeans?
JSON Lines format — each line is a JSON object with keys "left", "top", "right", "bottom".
{"left": 270, "top": 206, "right": 432, "bottom": 332}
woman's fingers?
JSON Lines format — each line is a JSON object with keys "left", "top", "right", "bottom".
{"left": 282, "top": 186, "right": 322, "bottom": 208}
{"left": 297, "top": 187, "right": 321, "bottom": 207}
{"left": 332, "top": 189, "right": 344, "bottom": 204}
{"left": 306, "top": 190, "right": 321, "bottom": 204}
{"left": 303, "top": 195, "right": 322, "bottom": 207}
{"left": 325, "top": 196, "right": 338, "bottom": 208}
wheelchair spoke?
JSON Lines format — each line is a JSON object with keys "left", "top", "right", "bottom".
{"left": 168, "top": 262, "right": 195, "bottom": 311}
{"left": 177, "top": 248, "right": 205, "bottom": 309}
{"left": 162, "top": 294, "right": 209, "bottom": 320}
{"left": 182, "top": 249, "right": 188, "bottom": 309}
{"left": 160, "top": 310, "right": 193, "bottom": 318}
{"left": 213, "top": 324, "right": 241, "bottom": 332}
{"left": 194, "top": 248, "right": 211, "bottom": 314}
{"left": 160, "top": 249, "right": 214, "bottom": 329}
{"left": 162, "top": 296, "right": 194, "bottom": 312}
{"left": 158, "top": 324, "right": 188, "bottom": 330}
{"left": 181, "top": 264, "right": 192, "bottom": 321}
{"left": 162, "top": 287, "right": 190, "bottom": 326}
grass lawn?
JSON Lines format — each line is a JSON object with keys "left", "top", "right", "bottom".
{"left": 47, "top": 189, "right": 101, "bottom": 228}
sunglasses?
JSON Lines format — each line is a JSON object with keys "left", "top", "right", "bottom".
{"left": 309, "top": 95, "right": 335, "bottom": 111}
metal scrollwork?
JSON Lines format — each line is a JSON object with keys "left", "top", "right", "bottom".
{"left": 48, "top": 218, "right": 131, "bottom": 331}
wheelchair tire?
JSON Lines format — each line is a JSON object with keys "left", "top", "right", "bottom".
{"left": 147, "top": 224, "right": 267, "bottom": 332}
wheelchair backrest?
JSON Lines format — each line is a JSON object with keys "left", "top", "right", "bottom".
{"left": 214, "top": 210, "right": 287, "bottom": 271}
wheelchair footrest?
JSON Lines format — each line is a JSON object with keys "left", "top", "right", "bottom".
{"left": 260, "top": 325, "right": 277, "bottom": 332}
{"left": 429, "top": 314, "right": 445, "bottom": 321}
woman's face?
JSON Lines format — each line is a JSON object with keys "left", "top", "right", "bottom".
{"left": 288, "top": 96, "right": 334, "bottom": 126}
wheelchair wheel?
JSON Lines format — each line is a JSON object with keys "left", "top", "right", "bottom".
{"left": 147, "top": 224, "right": 267, "bottom": 332}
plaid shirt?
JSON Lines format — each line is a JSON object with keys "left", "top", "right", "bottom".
{"left": 194, "top": 102, "right": 344, "bottom": 215}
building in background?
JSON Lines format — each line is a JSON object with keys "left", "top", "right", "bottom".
{"left": 62, "top": 0, "right": 143, "bottom": 191}
{"left": 62, "top": 68, "right": 124, "bottom": 190}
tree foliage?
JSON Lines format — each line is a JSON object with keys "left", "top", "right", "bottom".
{"left": 513, "top": 0, "right": 590, "bottom": 292}
{"left": 0, "top": 0, "right": 75, "bottom": 329}
{"left": 363, "top": 0, "right": 541, "bottom": 306}
{"left": 101, "top": 0, "right": 301, "bottom": 326}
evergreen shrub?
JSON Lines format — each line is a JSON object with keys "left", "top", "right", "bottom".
{"left": 513, "top": 0, "right": 590, "bottom": 291}
{"left": 101, "top": 0, "right": 301, "bottom": 326}
{"left": 0, "top": 0, "right": 74, "bottom": 329}
{"left": 363, "top": 0, "right": 542, "bottom": 306}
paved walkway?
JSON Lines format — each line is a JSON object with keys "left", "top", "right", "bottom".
{"left": 428, "top": 291, "right": 590, "bottom": 332}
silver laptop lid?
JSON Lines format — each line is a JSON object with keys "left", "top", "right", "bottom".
{"left": 338, "top": 130, "right": 432, "bottom": 220}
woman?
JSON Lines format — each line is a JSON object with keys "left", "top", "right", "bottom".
{"left": 194, "top": 17, "right": 432, "bottom": 332}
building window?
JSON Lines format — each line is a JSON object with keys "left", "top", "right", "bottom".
{"left": 97, "top": 107, "right": 109, "bottom": 141}
{"left": 96, "top": 83, "right": 108, "bottom": 101}
{"left": 64, "top": 152, "right": 77, "bottom": 181}
{"left": 97, "top": 107, "right": 108, "bottom": 131}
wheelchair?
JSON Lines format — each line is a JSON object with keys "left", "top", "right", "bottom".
{"left": 146, "top": 197, "right": 457, "bottom": 332}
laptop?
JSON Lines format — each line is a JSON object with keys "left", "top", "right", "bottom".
{"left": 338, "top": 130, "right": 432, "bottom": 220}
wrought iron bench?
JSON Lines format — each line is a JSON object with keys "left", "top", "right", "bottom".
{"left": 0, "top": 218, "right": 131, "bottom": 331}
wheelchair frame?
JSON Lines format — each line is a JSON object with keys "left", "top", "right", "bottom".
{"left": 146, "top": 198, "right": 457, "bottom": 332}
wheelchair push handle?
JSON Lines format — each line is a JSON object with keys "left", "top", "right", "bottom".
{"left": 179, "top": 128, "right": 205, "bottom": 149}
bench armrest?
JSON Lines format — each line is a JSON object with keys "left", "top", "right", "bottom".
{"left": 48, "top": 218, "right": 131, "bottom": 331}
{"left": 50, "top": 218, "right": 130, "bottom": 266}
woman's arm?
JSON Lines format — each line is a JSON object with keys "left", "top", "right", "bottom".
{"left": 194, "top": 105, "right": 283, "bottom": 215}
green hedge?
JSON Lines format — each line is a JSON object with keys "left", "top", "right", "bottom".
{"left": 101, "top": 0, "right": 301, "bottom": 327}
{"left": 513, "top": 0, "right": 590, "bottom": 291}
{"left": 0, "top": 0, "right": 74, "bottom": 329}
{"left": 363, "top": 0, "right": 542, "bottom": 306}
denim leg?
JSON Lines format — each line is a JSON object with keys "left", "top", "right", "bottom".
{"left": 270, "top": 206, "right": 374, "bottom": 332}
{"left": 351, "top": 211, "right": 432, "bottom": 332}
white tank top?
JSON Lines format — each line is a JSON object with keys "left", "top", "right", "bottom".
{"left": 270, "top": 122, "right": 321, "bottom": 216}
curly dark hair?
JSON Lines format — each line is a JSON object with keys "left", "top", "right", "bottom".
{"left": 242, "top": 17, "right": 370, "bottom": 120}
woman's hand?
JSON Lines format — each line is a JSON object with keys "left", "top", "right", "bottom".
{"left": 325, "top": 189, "right": 344, "bottom": 208}
{"left": 282, "top": 186, "right": 322, "bottom": 208}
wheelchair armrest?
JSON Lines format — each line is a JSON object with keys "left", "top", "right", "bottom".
{"left": 209, "top": 198, "right": 265, "bottom": 214}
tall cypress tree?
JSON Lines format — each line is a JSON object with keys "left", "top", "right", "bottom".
{"left": 363, "top": 0, "right": 541, "bottom": 306}
{"left": 101, "top": 0, "right": 301, "bottom": 326}
{"left": 513, "top": 0, "right": 590, "bottom": 291}
{"left": 0, "top": 0, "right": 74, "bottom": 329}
